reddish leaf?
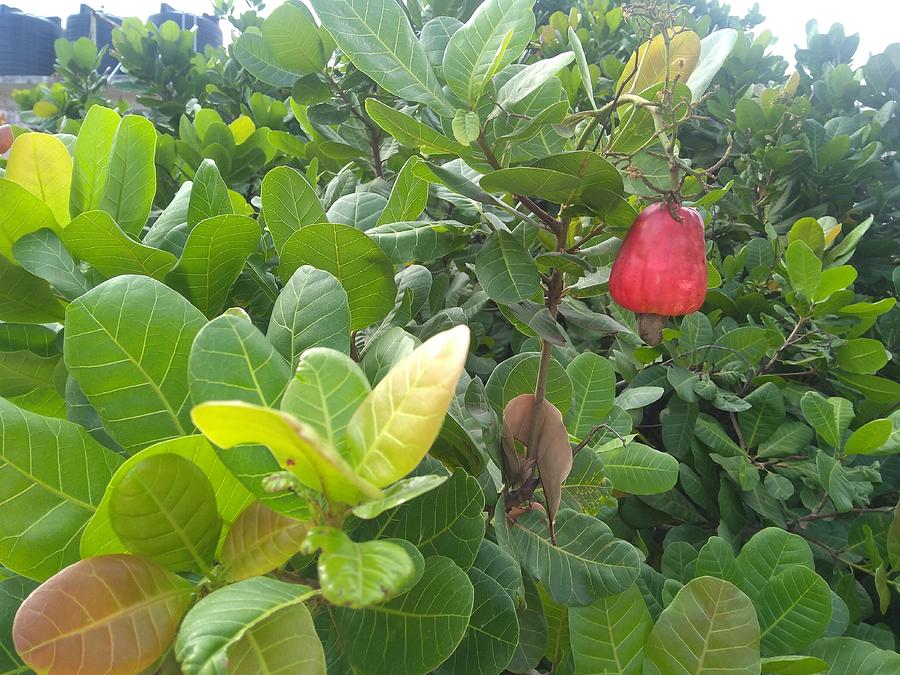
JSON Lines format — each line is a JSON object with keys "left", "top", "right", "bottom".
{"left": 13, "top": 555, "right": 193, "bottom": 675}
{"left": 221, "top": 502, "right": 310, "bottom": 582}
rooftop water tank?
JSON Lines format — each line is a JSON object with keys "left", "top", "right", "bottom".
{"left": 0, "top": 5, "right": 62, "bottom": 75}
{"left": 65, "top": 4, "right": 120, "bottom": 72}
{"left": 148, "top": 3, "right": 222, "bottom": 51}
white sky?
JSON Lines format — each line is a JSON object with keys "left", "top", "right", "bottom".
{"left": 28, "top": 0, "right": 900, "bottom": 64}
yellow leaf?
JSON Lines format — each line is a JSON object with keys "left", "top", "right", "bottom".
{"left": 823, "top": 221, "right": 842, "bottom": 246}
{"left": 32, "top": 100, "right": 58, "bottom": 118}
{"left": 229, "top": 115, "right": 256, "bottom": 144}
{"left": 6, "top": 132, "right": 73, "bottom": 226}
{"left": 617, "top": 28, "right": 701, "bottom": 97}
{"left": 347, "top": 325, "right": 470, "bottom": 487}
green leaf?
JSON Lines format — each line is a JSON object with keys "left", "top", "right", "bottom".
{"left": 6, "top": 132, "right": 72, "bottom": 227}
{"left": 568, "top": 28, "right": 596, "bottom": 107}
{"left": 311, "top": 0, "right": 451, "bottom": 115}
{"left": 711, "top": 326, "right": 769, "bottom": 371}
{"left": 351, "top": 474, "right": 448, "bottom": 519}
{"left": 327, "top": 193, "right": 388, "bottom": 231}
{"left": 332, "top": 556, "right": 474, "bottom": 675}
{"left": 0, "top": 257, "right": 66, "bottom": 323}
{"left": 267, "top": 265, "right": 351, "bottom": 365}
{"left": 472, "top": 538, "right": 524, "bottom": 605}
{"left": 303, "top": 527, "right": 419, "bottom": 608}
{"left": 80, "top": 435, "right": 253, "bottom": 558}
{"left": 597, "top": 442, "right": 679, "bottom": 495}
{"left": 62, "top": 210, "right": 178, "bottom": 281}
{"left": 12, "top": 229, "right": 91, "bottom": 300}
{"left": 365, "top": 98, "right": 470, "bottom": 156}
{"left": 0, "top": 179, "right": 58, "bottom": 260}
{"left": 260, "top": 166, "right": 325, "bottom": 254}
{"left": 0, "top": 399, "right": 122, "bottom": 580}
{"left": 736, "top": 528, "right": 814, "bottom": 600}
{"left": 347, "top": 326, "right": 470, "bottom": 487}
{"left": 496, "top": 100, "right": 569, "bottom": 142}
{"left": 220, "top": 502, "right": 309, "bottom": 582}
{"left": 800, "top": 392, "right": 852, "bottom": 449}
{"left": 757, "top": 421, "right": 814, "bottom": 459}
{"left": 835, "top": 338, "right": 889, "bottom": 374}
{"left": 452, "top": 109, "right": 481, "bottom": 145}
{"left": 378, "top": 157, "right": 429, "bottom": 225}
{"left": 280, "top": 223, "right": 397, "bottom": 330}
{"left": 233, "top": 32, "right": 304, "bottom": 87}
{"left": 695, "top": 536, "right": 741, "bottom": 585}
{"left": 760, "top": 655, "right": 827, "bottom": 674}
{"left": 508, "top": 575, "right": 549, "bottom": 672}
{"left": 569, "top": 584, "right": 652, "bottom": 675}
{"left": 187, "top": 159, "right": 233, "bottom": 228}
{"left": 475, "top": 230, "right": 541, "bottom": 304}
{"left": 167, "top": 214, "right": 259, "bottom": 317}
{"left": 806, "top": 637, "right": 900, "bottom": 674}
{"left": 442, "top": 0, "right": 536, "bottom": 105}
{"left": 833, "top": 371, "right": 900, "bottom": 405}
{"left": 99, "top": 115, "right": 157, "bottom": 237}
{"left": 192, "top": 401, "right": 380, "bottom": 505}
{"left": 14, "top": 555, "right": 193, "bottom": 674}
{"left": 643, "top": 577, "right": 760, "bottom": 675}
{"left": 436, "top": 567, "right": 519, "bottom": 674}
{"left": 813, "top": 265, "right": 856, "bottom": 302}
{"left": 64, "top": 276, "right": 207, "bottom": 452}
{"left": 355, "top": 470, "right": 484, "bottom": 570}
{"left": 70, "top": 105, "right": 121, "bottom": 217}
{"left": 844, "top": 418, "right": 892, "bottom": 455}
{"left": 143, "top": 181, "right": 192, "bottom": 248}
{"left": 108, "top": 453, "right": 221, "bottom": 573}
{"left": 226, "top": 602, "right": 325, "bottom": 674}
{"left": 758, "top": 566, "right": 831, "bottom": 656}
{"left": 368, "top": 219, "right": 467, "bottom": 264}
{"left": 785, "top": 240, "right": 821, "bottom": 298}
{"left": 260, "top": 3, "right": 325, "bottom": 74}
{"left": 496, "top": 51, "right": 575, "bottom": 110}
{"left": 510, "top": 508, "right": 640, "bottom": 606}
{"left": 0, "top": 576, "right": 38, "bottom": 674}
{"left": 486, "top": 351, "right": 572, "bottom": 415}
{"left": 175, "top": 577, "right": 318, "bottom": 675}
{"left": 189, "top": 312, "right": 291, "bottom": 407}
{"left": 738, "top": 382, "right": 785, "bottom": 448}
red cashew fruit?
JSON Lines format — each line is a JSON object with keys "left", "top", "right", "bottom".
{"left": 0, "top": 125, "right": 12, "bottom": 154}
{"left": 608, "top": 201, "right": 707, "bottom": 345}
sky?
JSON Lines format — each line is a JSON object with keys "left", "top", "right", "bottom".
{"left": 29, "top": 0, "right": 899, "bottom": 64}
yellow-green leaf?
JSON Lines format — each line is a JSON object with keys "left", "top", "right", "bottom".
{"left": 6, "top": 133, "right": 73, "bottom": 226}
{"left": 617, "top": 29, "right": 701, "bottom": 97}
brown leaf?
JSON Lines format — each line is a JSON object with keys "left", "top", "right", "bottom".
{"left": 502, "top": 393, "right": 573, "bottom": 525}
{"left": 13, "top": 554, "right": 193, "bottom": 675}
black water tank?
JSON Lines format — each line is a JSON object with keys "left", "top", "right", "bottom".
{"left": 0, "top": 5, "right": 62, "bottom": 75}
{"left": 148, "top": 3, "right": 222, "bottom": 51}
{"left": 65, "top": 4, "right": 120, "bottom": 72}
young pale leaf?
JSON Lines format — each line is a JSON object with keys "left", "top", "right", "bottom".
{"left": 167, "top": 214, "right": 260, "bottom": 317}
{"left": 686, "top": 29, "right": 739, "bottom": 98}
{"left": 346, "top": 325, "right": 470, "bottom": 487}
{"left": 280, "top": 222, "right": 397, "bottom": 330}
{"left": 0, "top": 179, "right": 58, "bottom": 260}
{"left": 70, "top": 104, "right": 120, "bottom": 217}
{"left": 0, "top": 399, "right": 123, "bottom": 580}
{"left": 13, "top": 555, "right": 193, "bottom": 675}
{"left": 108, "top": 454, "right": 221, "bottom": 573}
{"left": 62, "top": 210, "right": 178, "bottom": 281}
{"left": 844, "top": 418, "right": 892, "bottom": 455}
{"left": 569, "top": 585, "right": 652, "bottom": 675}
{"left": 221, "top": 502, "right": 309, "bottom": 582}
{"left": 260, "top": 166, "right": 326, "bottom": 253}
{"left": 643, "top": 577, "right": 760, "bottom": 674}
{"left": 302, "top": 527, "right": 420, "bottom": 608}
{"left": 510, "top": 508, "right": 640, "bottom": 606}
{"left": 451, "top": 109, "right": 481, "bottom": 145}
{"left": 310, "top": 0, "right": 451, "bottom": 115}
{"left": 65, "top": 276, "right": 206, "bottom": 452}
{"left": 475, "top": 230, "right": 541, "bottom": 304}
{"left": 351, "top": 474, "right": 447, "bottom": 519}
{"left": 813, "top": 265, "right": 857, "bottom": 302}
{"left": 442, "top": 0, "right": 536, "bottom": 105}
{"left": 191, "top": 401, "right": 381, "bottom": 504}
{"left": 5, "top": 132, "right": 72, "bottom": 226}
{"left": 189, "top": 312, "right": 291, "bottom": 407}
{"left": 332, "top": 556, "right": 474, "bottom": 675}
{"left": 99, "top": 115, "right": 157, "bottom": 237}
{"left": 176, "top": 577, "right": 318, "bottom": 675}
{"left": 267, "top": 265, "right": 351, "bottom": 365}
